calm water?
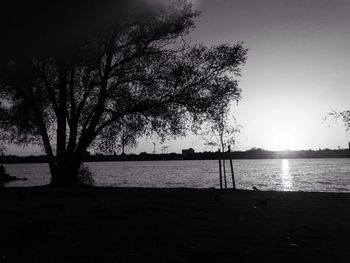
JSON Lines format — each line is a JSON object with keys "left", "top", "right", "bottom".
{"left": 3, "top": 158, "right": 350, "bottom": 192}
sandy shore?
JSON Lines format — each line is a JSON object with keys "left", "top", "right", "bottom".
{"left": 1, "top": 187, "right": 350, "bottom": 262}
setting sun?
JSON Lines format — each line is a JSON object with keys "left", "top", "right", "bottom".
{"left": 270, "top": 132, "right": 298, "bottom": 151}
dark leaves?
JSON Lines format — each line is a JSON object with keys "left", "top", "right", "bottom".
{"left": 0, "top": 0, "right": 248, "bottom": 169}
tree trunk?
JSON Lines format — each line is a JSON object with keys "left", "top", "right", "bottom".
{"left": 121, "top": 143, "right": 125, "bottom": 155}
{"left": 56, "top": 59, "right": 68, "bottom": 184}
{"left": 50, "top": 135, "right": 92, "bottom": 186}
{"left": 50, "top": 158, "right": 83, "bottom": 186}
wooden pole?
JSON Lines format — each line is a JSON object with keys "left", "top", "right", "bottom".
{"left": 218, "top": 148, "right": 222, "bottom": 189}
{"left": 223, "top": 158, "right": 227, "bottom": 189}
{"left": 228, "top": 145, "right": 236, "bottom": 189}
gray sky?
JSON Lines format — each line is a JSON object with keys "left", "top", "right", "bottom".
{"left": 138, "top": 0, "right": 350, "bottom": 153}
{"left": 6, "top": 0, "right": 350, "bottom": 155}
{"left": 189, "top": 0, "right": 350, "bottom": 151}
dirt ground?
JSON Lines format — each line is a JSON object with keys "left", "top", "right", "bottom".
{"left": 1, "top": 187, "right": 350, "bottom": 262}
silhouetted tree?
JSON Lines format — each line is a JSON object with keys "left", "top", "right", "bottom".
{"left": 201, "top": 106, "right": 240, "bottom": 189}
{"left": 0, "top": 0, "right": 247, "bottom": 185}
{"left": 328, "top": 110, "right": 350, "bottom": 134}
{"left": 0, "top": 102, "right": 6, "bottom": 155}
{"left": 201, "top": 107, "right": 241, "bottom": 152}
{"left": 98, "top": 122, "right": 139, "bottom": 155}
{"left": 118, "top": 131, "right": 137, "bottom": 156}
{"left": 0, "top": 144, "right": 4, "bottom": 156}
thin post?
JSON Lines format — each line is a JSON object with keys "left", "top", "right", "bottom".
{"left": 223, "top": 158, "right": 227, "bottom": 189}
{"left": 218, "top": 148, "right": 223, "bottom": 189}
{"left": 228, "top": 145, "right": 236, "bottom": 189}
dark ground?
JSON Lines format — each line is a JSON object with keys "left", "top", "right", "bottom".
{"left": 0, "top": 187, "right": 350, "bottom": 262}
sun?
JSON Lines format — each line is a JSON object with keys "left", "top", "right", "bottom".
{"left": 270, "top": 132, "right": 297, "bottom": 151}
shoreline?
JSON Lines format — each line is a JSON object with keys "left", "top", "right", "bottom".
{"left": 1, "top": 156, "right": 350, "bottom": 165}
{"left": 1, "top": 153, "right": 350, "bottom": 164}
{"left": 3, "top": 185, "right": 350, "bottom": 194}
{"left": 1, "top": 187, "right": 350, "bottom": 262}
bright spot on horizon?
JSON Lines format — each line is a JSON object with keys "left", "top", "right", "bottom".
{"left": 270, "top": 132, "right": 298, "bottom": 151}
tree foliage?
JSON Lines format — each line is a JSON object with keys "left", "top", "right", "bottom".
{"left": 201, "top": 107, "right": 241, "bottom": 152}
{"left": 0, "top": 144, "right": 4, "bottom": 156}
{"left": 0, "top": 0, "right": 248, "bottom": 185}
{"left": 327, "top": 109, "right": 350, "bottom": 138}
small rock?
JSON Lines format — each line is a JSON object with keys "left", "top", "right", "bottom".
{"left": 289, "top": 243, "right": 299, "bottom": 247}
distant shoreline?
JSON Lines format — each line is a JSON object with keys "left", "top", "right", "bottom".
{"left": 1, "top": 148, "right": 349, "bottom": 164}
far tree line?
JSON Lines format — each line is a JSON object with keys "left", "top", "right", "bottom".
{"left": 1, "top": 148, "right": 349, "bottom": 164}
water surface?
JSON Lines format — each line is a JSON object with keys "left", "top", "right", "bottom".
{"left": 3, "top": 158, "right": 350, "bottom": 192}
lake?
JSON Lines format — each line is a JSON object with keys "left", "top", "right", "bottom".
{"left": 3, "top": 158, "right": 350, "bottom": 192}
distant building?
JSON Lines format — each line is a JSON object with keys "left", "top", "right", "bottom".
{"left": 182, "top": 148, "right": 195, "bottom": 156}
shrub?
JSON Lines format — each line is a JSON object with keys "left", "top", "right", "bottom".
{"left": 77, "top": 164, "right": 95, "bottom": 186}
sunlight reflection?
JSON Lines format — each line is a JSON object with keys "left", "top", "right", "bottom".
{"left": 281, "top": 159, "right": 293, "bottom": 190}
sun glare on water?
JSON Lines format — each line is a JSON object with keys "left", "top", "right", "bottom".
{"left": 281, "top": 159, "right": 293, "bottom": 190}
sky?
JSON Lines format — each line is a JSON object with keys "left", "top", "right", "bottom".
{"left": 137, "top": 0, "right": 350, "bottom": 154}
{"left": 5, "top": 0, "right": 350, "bottom": 155}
